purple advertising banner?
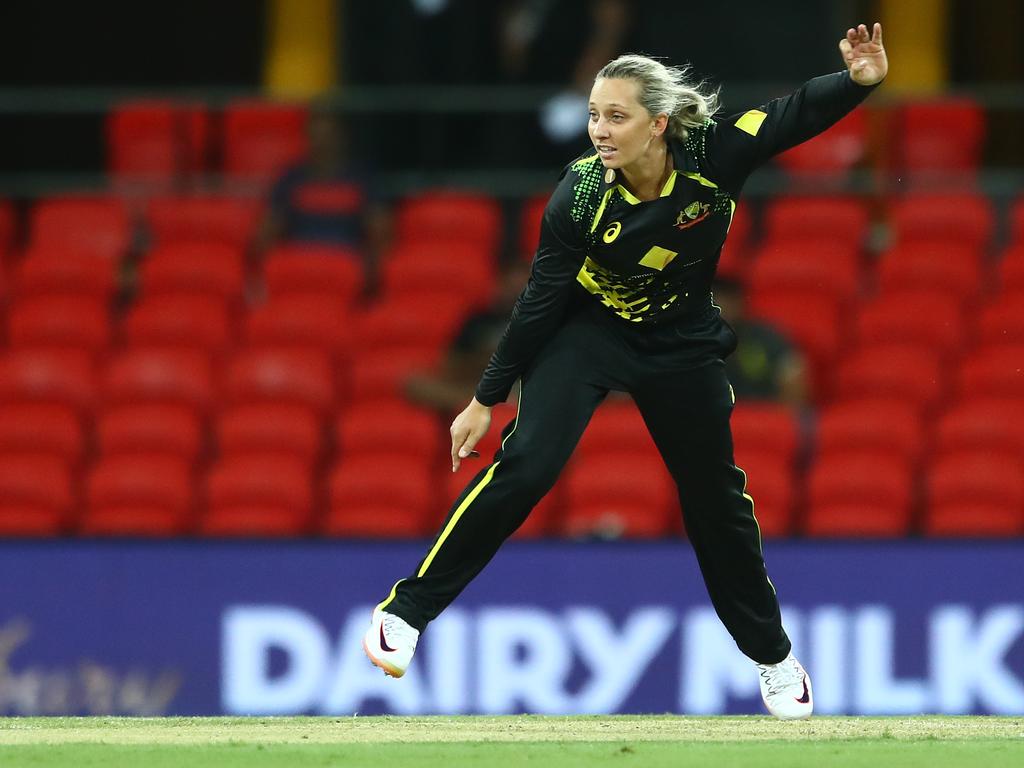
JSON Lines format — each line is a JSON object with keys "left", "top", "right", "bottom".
{"left": 0, "top": 540, "right": 1022, "bottom": 717}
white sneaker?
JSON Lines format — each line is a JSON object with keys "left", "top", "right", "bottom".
{"left": 362, "top": 608, "right": 419, "bottom": 678}
{"left": 756, "top": 651, "right": 813, "bottom": 720}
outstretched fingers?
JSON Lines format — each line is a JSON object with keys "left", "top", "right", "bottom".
{"left": 872, "top": 22, "right": 883, "bottom": 45}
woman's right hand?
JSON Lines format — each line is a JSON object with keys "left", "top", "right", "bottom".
{"left": 450, "top": 397, "right": 493, "bottom": 472}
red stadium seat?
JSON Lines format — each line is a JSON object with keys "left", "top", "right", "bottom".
{"left": 139, "top": 242, "right": 245, "bottom": 303}
{"left": 1010, "top": 198, "right": 1024, "bottom": 246}
{"left": 15, "top": 248, "right": 118, "bottom": 301}
{"left": 0, "top": 198, "right": 16, "bottom": 255}
{"left": 382, "top": 242, "right": 495, "bottom": 304}
{"left": 82, "top": 454, "right": 194, "bottom": 536}
{"left": 146, "top": 195, "right": 262, "bottom": 249}
{"left": 351, "top": 298, "right": 468, "bottom": 358}
{"left": 924, "top": 452, "right": 1024, "bottom": 537}
{"left": 934, "top": 398, "right": 1024, "bottom": 461}
{"left": 749, "top": 239, "right": 861, "bottom": 305}
{"left": 976, "top": 291, "right": 1024, "bottom": 346}
{"left": 124, "top": 295, "right": 233, "bottom": 356}
{"left": 204, "top": 454, "right": 313, "bottom": 536}
{"left": 106, "top": 100, "right": 210, "bottom": 180}
{"left": 0, "top": 349, "right": 96, "bottom": 415}
{"left": 263, "top": 243, "right": 364, "bottom": 304}
{"left": 103, "top": 348, "right": 214, "bottom": 412}
{"left": 0, "top": 454, "right": 74, "bottom": 535}
{"left": 29, "top": 197, "right": 131, "bottom": 260}
{"left": 348, "top": 349, "right": 441, "bottom": 405}
{"left": 734, "top": 451, "right": 796, "bottom": 538}
{"left": 854, "top": 290, "right": 966, "bottom": 360}
{"left": 222, "top": 347, "right": 334, "bottom": 416}
{"left": 575, "top": 399, "right": 657, "bottom": 461}
{"left": 222, "top": 100, "right": 308, "bottom": 180}
{"left": 834, "top": 345, "right": 945, "bottom": 414}
{"left": 996, "top": 246, "right": 1024, "bottom": 293}
{"left": 889, "top": 193, "right": 994, "bottom": 250}
{"left": 335, "top": 401, "right": 442, "bottom": 464}
{"left": 776, "top": 109, "right": 867, "bottom": 178}
{"left": 898, "top": 99, "right": 985, "bottom": 174}
{"left": 816, "top": 399, "right": 924, "bottom": 465}
{"left": 956, "top": 344, "right": 1024, "bottom": 399}
{"left": 0, "top": 403, "right": 84, "bottom": 467}
{"left": 7, "top": 295, "right": 111, "bottom": 357}
{"left": 244, "top": 294, "right": 353, "bottom": 358}
{"left": 324, "top": 455, "right": 437, "bottom": 537}
{"left": 97, "top": 403, "right": 203, "bottom": 464}
{"left": 747, "top": 291, "right": 846, "bottom": 399}
{"left": 216, "top": 403, "right": 322, "bottom": 464}
{"left": 562, "top": 453, "right": 673, "bottom": 538}
{"left": 805, "top": 452, "right": 914, "bottom": 536}
{"left": 762, "top": 196, "right": 870, "bottom": 243}
{"left": 731, "top": 402, "right": 801, "bottom": 467}
{"left": 876, "top": 242, "right": 982, "bottom": 304}
{"left": 395, "top": 191, "right": 502, "bottom": 253}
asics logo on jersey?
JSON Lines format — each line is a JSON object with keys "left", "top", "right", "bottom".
{"left": 603, "top": 221, "right": 622, "bottom": 243}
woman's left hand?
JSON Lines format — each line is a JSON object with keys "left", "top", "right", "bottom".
{"left": 840, "top": 22, "right": 887, "bottom": 86}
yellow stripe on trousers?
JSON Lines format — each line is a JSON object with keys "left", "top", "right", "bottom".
{"left": 416, "top": 460, "right": 501, "bottom": 577}
{"left": 416, "top": 387, "right": 526, "bottom": 579}
{"left": 377, "top": 462, "right": 500, "bottom": 613}
{"left": 378, "top": 389, "right": 525, "bottom": 612}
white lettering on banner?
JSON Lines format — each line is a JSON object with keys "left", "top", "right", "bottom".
{"left": 425, "top": 610, "right": 471, "bottom": 713}
{"left": 930, "top": 605, "right": 1024, "bottom": 713}
{"left": 681, "top": 608, "right": 759, "bottom": 713}
{"left": 855, "top": 606, "right": 929, "bottom": 714}
{"left": 807, "top": 607, "right": 848, "bottom": 715}
{"left": 221, "top": 606, "right": 329, "bottom": 714}
{"left": 219, "top": 603, "right": 1024, "bottom": 715}
{"left": 477, "top": 608, "right": 573, "bottom": 713}
{"left": 566, "top": 607, "right": 676, "bottom": 713}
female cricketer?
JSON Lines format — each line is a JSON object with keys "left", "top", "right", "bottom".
{"left": 364, "top": 22, "right": 888, "bottom": 720}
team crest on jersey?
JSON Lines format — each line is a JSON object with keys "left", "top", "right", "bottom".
{"left": 675, "top": 201, "right": 711, "bottom": 230}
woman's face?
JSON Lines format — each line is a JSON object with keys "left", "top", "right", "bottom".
{"left": 587, "top": 77, "right": 663, "bottom": 169}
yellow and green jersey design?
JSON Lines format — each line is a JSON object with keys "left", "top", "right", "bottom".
{"left": 475, "top": 71, "right": 880, "bottom": 406}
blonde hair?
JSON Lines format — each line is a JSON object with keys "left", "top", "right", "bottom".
{"left": 595, "top": 54, "right": 720, "bottom": 140}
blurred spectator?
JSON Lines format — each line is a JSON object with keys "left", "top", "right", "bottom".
{"left": 496, "top": 0, "right": 632, "bottom": 167}
{"left": 258, "top": 108, "right": 390, "bottom": 295}
{"left": 713, "top": 277, "right": 808, "bottom": 408}
{"left": 405, "top": 261, "right": 531, "bottom": 414}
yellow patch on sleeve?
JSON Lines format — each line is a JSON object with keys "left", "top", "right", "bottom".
{"left": 735, "top": 109, "right": 768, "bottom": 137}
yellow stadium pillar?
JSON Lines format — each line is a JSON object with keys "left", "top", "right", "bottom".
{"left": 875, "top": 0, "right": 949, "bottom": 93}
{"left": 264, "top": 0, "right": 338, "bottom": 98}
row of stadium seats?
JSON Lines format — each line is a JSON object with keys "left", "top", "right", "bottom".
{"left": 3, "top": 188, "right": 1023, "bottom": 275}
{"left": 0, "top": 390, "right": 1021, "bottom": 538}
{"left": 1, "top": 181, "right": 1023, "bottom": 539}
{"left": 0, "top": 190, "right": 506, "bottom": 263}
{"left": 101, "top": 97, "right": 988, "bottom": 183}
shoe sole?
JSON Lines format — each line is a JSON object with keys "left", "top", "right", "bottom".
{"left": 362, "top": 635, "right": 406, "bottom": 678}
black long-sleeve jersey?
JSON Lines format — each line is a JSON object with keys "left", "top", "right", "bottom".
{"left": 475, "top": 71, "right": 878, "bottom": 406}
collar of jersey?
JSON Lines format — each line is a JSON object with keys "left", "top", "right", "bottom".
{"left": 597, "top": 138, "right": 715, "bottom": 205}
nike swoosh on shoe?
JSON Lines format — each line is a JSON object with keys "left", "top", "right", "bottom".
{"left": 380, "top": 624, "right": 397, "bottom": 653}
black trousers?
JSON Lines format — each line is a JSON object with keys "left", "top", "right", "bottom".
{"left": 379, "top": 304, "right": 792, "bottom": 665}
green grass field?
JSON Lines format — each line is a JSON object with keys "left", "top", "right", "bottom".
{"left": 1, "top": 716, "right": 1022, "bottom": 768}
